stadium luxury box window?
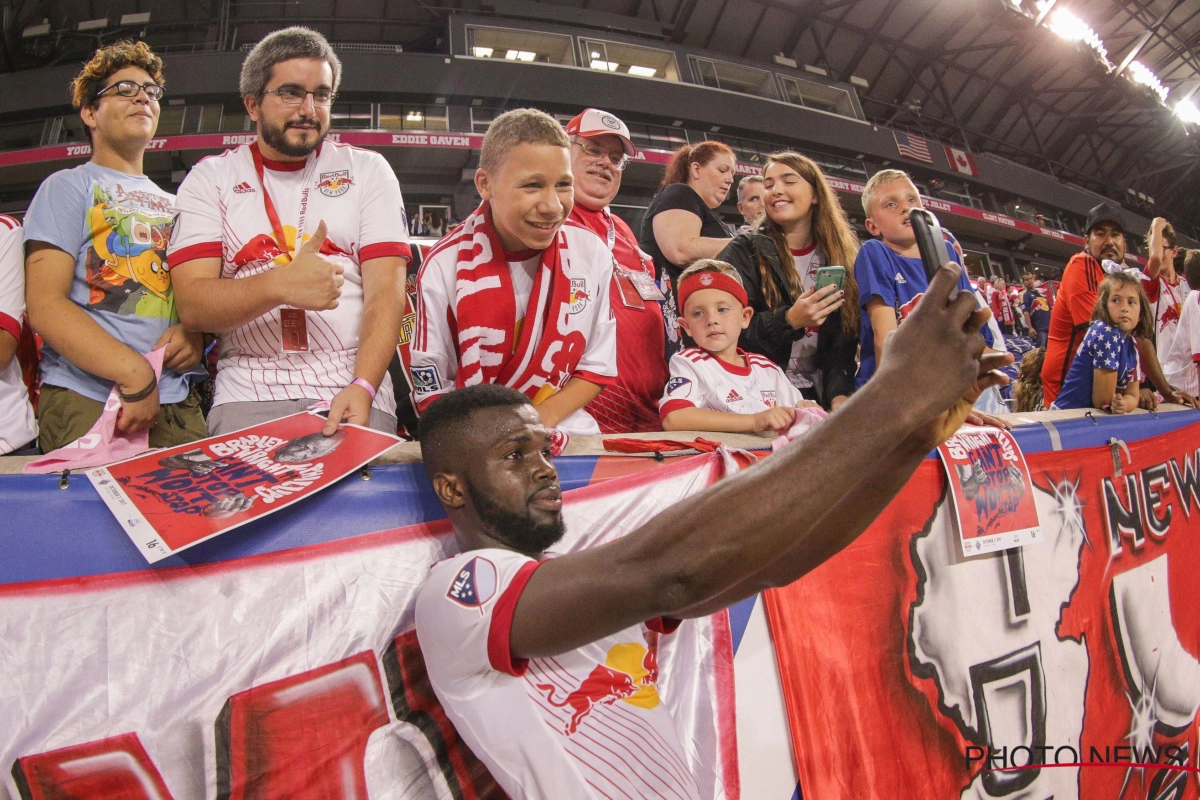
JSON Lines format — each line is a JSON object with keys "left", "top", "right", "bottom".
{"left": 578, "top": 38, "right": 680, "bottom": 81}
{"left": 379, "top": 104, "right": 449, "bottom": 131}
{"left": 465, "top": 26, "right": 575, "bottom": 66}
{"left": 776, "top": 75, "right": 859, "bottom": 119}
{"left": 688, "top": 56, "right": 778, "bottom": 100}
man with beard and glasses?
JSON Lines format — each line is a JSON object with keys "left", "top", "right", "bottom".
{"left": 168, "top": 27, "right": 411, "bottom": 436}
{"left": 414, "top": 261, "right": 1012, "bottom": 799}
{"left": 1040, "top": 202, "right": 1196, "bottom": 409}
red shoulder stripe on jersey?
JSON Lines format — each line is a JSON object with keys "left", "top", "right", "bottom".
{"left": 360, "top": 242, "right": 413, "bottom": 263}
{"left": 646, "top": 616, "right": 681, "bottom": 635}
{"left": 0, "top": 312, "right": 21, "bottom": 342}
{"left": 0, "top": 214, "right": 19, "bottom": 230}
{"left": 659, "top": 399, "right": 696, "bottom": 420}
{"left": 573, "top": 369, "right": 616, "bottom": 386}
{"left": 167, "top": 242, "right": 222, "bottom": 269}
{"left": 486, "top": 560, "right": 542, "bottom": 677}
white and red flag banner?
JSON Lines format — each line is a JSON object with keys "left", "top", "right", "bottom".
{"left": 1, "top": 450, "right": 741, "bottom": 800}
{"left": 945, "top": 145, "right": 979, "bottom": 177}
{"left": 768, "top": 420, "right": 1200, "bottom": 799}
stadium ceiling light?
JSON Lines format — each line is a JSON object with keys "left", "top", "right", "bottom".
{"left": 77, "top": 17, "right": 108, "bottom": 31}
{"left": 1127, "top": 61, "right": 1168, "bottom": 103}
{"left": 1176, "top": 99, "right": 1200, "bottom": 126}
{"left": 406, "top": 111, "right": 423, "bottom": 121}
{"left": 21, "top": 21, "right": 50, "bottom": 37}
{"left": 1039, "top": 3, "right": 1110, "bottom": 66}
{"left": 589, "top": 59, "right": 617, "bottom": 71}
{"left": 628, "top": 65, "right": 656, "bottom": 77}
{"left": 472, "top": 46, "right": 493, "bottom": 58}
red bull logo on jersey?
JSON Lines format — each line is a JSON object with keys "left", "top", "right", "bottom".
{"left": 317, "top": 170, "right": 353, "bottom": 197}
{"left": 1160, "top": 300, "right": 1182, "bottom": 332}
{"left": 761, "top": 390, "right": 777, "bottom": 408}
{"left": 568, "top": 278, "right": 590, "bottom": 314}
{"left": 536, "top": 634, "right": 661, "bottom": 735}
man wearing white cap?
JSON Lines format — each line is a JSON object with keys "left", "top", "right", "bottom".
{"left": 566, "top": 109, "right": 668, "bottom": 432}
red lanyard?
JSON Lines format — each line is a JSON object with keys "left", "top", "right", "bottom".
{"left": 250, "top": 142, "right": 299, "bottom": 262}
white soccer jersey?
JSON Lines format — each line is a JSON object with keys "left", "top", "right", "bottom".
{"left": 1161, "top": 290, "right": 1200, "bottom": 396}
{"left": 415, "top": 549, "right": 699, "bottom": 800}
{"left": 1144, "top": 275, "right": 1190, "bottom": 362}
{"left": 410, "top": 222, "right": 617, "bottom": 433}
{"left": 659, "top": 346, "right": 803, "bottom": 419}
{"left": 0, "top": 215, "right": 36, "bottom": 453}
{"left": 168, "top": 142, "right": 411, "bottom": 416}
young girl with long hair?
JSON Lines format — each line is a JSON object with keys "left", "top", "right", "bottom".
{"left": 718, "top": 151, "right": 860, "bottom": 408}
{"left": 1051, "top": 272, "right": 1153, "bottom": 413}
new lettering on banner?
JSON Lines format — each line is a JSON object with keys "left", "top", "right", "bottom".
{"left": 937, "top": 425, "right": 1041, "bottom": 556}
{"left": 87, "top": 412, "right": 400, "bottom": 563}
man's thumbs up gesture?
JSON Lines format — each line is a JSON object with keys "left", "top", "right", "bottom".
{"left": 283, "top": 220, "right": 344, "bottom": 310}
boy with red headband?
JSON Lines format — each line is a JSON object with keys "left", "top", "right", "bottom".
{"left": 660, "top": 260, "right": 812, "bottom": 433}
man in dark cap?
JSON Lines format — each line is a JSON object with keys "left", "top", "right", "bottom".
{"left": 1041, "top": 203, "right": 1196, "bottom": 409}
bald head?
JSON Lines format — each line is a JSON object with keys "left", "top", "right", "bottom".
{"left": 418, "top": 384, "right": 533, "bottom": 478}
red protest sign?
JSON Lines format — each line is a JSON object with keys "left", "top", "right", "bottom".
{"left": 88, "top": 412, "right": 400, "bottom": 562}
{"left": 937, "top": 425, "right": 1041, "bottom": 556}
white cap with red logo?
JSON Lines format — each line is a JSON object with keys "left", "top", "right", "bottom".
{"left": 565, "top": 108, "right": 637, "bottom": 156}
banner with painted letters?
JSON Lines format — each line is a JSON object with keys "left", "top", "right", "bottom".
{"left": 1, "top": 451, "right": 740, "bottom": 800}
{"left": 767, "top": 420, "right": 1200, "bottom": 799}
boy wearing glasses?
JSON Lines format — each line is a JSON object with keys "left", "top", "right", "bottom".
{"left": 24, "top": 41, "right": 207, "bottom": 452}
{"left": 169, "top": 27, "right": 410, "bottom": 437}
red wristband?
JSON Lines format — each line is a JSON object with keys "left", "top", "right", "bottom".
{"left": 350, "top": 378, "right": 377, "bottom": 401}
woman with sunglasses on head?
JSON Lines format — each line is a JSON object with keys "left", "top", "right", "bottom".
{"left": 718, "top": 152, "right": 860, "bottom": 410}
{"left": 638, "top": 141, "right": 737, "bottom": 351}
{"left": 23, "top": 41, "right": 208, "bottom": 453}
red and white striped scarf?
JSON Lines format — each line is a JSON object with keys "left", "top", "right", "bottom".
{"left": 425, "top": 202, "right": 586, "bottom": 400}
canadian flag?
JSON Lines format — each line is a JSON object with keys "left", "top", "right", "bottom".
{"left": 944, "top": 145, "right": 978, "bottom": 176}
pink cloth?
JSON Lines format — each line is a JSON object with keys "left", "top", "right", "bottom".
{"left": 770, "top": 406, "right": 829, "bottom": 452}
{"left": 24, "top": 349, "right": 166, "bottom": 474}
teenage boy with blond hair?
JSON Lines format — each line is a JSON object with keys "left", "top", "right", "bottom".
{"left": 409, "top": 108, "right": 617, "bottom": 435}
{"left": 853, "top": 168, "right": 993, "bottom": 387}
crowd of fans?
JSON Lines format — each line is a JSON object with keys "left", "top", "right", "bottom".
{"left": 1, "top": 30, "right": 1198, "bottom": 458}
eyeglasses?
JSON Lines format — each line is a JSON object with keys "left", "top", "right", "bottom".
{"left": 262, "top": 86, "right": 336, "bottom": 106}
{"left": 95, "top": 80, "right": 164, "bottom": 102}
{"left": 571, "top": 140, "right": 628, "bottom": 171}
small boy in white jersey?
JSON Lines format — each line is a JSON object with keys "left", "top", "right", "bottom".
{"left": 660, "top": 259, "right": 815, "bottom": 433}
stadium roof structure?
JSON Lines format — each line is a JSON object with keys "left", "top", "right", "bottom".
{"left": 2, "top": 0, "right": 1197, "bottom": 230}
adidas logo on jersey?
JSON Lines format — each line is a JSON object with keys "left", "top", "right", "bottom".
{"left": 233, "top": 182, "right": 255, "bottom": 194}
{"left": 726, "top": 390, "right": 743, "bottom": 403}
{"left": 894, "top": 272, "right": 907, "bottom": 284}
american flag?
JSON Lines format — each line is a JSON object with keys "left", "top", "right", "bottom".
{"left": 893, "top": 131, "right": 933, "bottom": 164}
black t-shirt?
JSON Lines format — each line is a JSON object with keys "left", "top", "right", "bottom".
{"left": 638, "top": 183, "right": 733, "bottom": 288}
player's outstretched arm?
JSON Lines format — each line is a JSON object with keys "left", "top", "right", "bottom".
{"left": 675, "top": 346, "right": 1012, "bottom": 619}
{"left": 510, "top": 262, "right": 990, "bottom": 659}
